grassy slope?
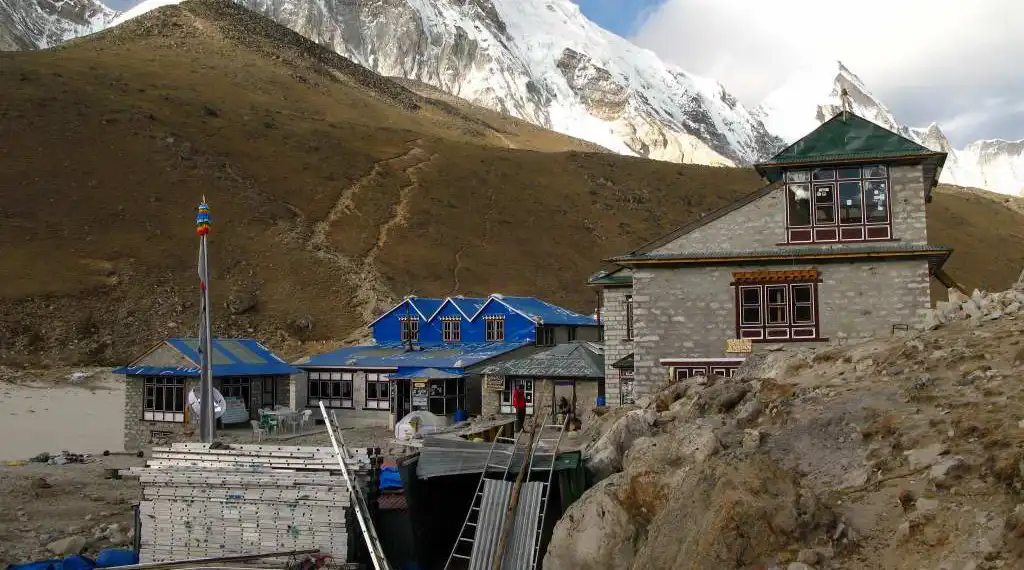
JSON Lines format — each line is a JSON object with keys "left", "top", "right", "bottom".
{"left": 0, "top": 0, "right": 1021, "bottom": 365}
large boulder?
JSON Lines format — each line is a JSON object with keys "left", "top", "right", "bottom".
{"left": 543, "top": 474, "right": 639, "bottom": 570}
{"left": 584, "top": 408, "right": 657, "bottom": 482}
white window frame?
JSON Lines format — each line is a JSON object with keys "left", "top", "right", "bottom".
{"left": 442, "top": 318, "right": 461, "bottom": 343}
{"left": 484, "top": 317, "right": 505, "bottom": 342}
{"left": 364, "top": 372, "right": 391, "bottom": 410}
{"left": 500, "top": 378, "right": 534, "bottom": 415}
{"left": 307, "top": 371, "right": 354, "bottom": 409}
{"left": 400, "top": 317, "right": 419, "bottom": 342}
{"left": 143, "top": 376, "right": 186, "bottom": 423}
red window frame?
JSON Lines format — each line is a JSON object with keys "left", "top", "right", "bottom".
{"left": 784, "top": 164, "right": 893, "bottom": 244}
{"left": 734, "top": 280, "right": 823, "bottom": 342}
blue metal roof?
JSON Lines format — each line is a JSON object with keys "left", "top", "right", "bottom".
{"left": 301, "top": 341, "right": 529, "bottom": 370}
{"left": 371, "top": 294, "right": 596, "bottom": 327}
{"left": 388, "top": 367, "right": 464, "bottom": 380}
{"left": 112, "top": 338, "right": 298, "bottom": 377}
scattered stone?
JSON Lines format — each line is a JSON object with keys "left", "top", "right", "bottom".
{"left": 855, "top": 358, "right": 875, "bottom": 372}
{"left": 841, "top": 468, "right": 869, "bottom": 490}
{"left": 226, "top": 289, "right": 258, "bottom": 315}
{"left": 741, "top": 429, "right": 761, "bottom": 451}
{"left": 886, "top": 366, "right": 905, "bottom": 376}
{"left": 905, "top": 443, "right": 947, "bottom": 469}
{"left": 787, "top": 563, "right": 813, "bottom": 570}
{"left": 911, "top": 374, "right": 933, "bottom": 390}
{"left": 930, "top": 456, "right": 967, "bottom": 488}
{"left": 734, "top": 398, "right": 763, "bottom": 427}
{"left": 915, "top": 497, "right": 940, "bottom": 513}
{"left": 697, "top": 381, "right": 749, "bottom": 414}
{"left": 46, "top": 535, "right": 87, "bottom": 556}
{"left": 797, "top": 549, "right": 820, "bottom": 565}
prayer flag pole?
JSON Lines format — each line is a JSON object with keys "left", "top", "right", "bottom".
{"left": 196, "top": 198, "right": 215, "bottom": 443}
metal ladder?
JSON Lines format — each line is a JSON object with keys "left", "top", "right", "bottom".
{"left": 526, "top": 419, "right": 568, "bottom": 570}
{"left": 445, "top": 422, "right": 525, "bottom": 569}
{"left": 319, "top": 402, "right": 391, "bottom": 570}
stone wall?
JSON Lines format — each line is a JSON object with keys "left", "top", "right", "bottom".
{"left": 123, "top": 376, "right": 199, "bottom": 451}
{"left": 599, "top": 285, "right": 633, "bottom": 407}
{"left": 480, "top": 378, "right": 600, "bottom": 425}
{"left": 631, "top": 258, "right": 932, "bottom": 394}
{"left": 652, "top": 164, "right": 928, "bottom": 254}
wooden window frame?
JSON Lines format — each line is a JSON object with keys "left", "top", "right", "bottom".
{"left": 400, "top": 317, "right": 419, "bottom": 343}
{"left": 784, "top": 165, "right": 893, "bottom": 244}
{"left": 143, "top": 376, "right": 186, "bottom": 423}
{"left": 732, "top": 274, "right": 825, "bottom": 343}
{"left": 307, "top": 371, "right": 354, "bottom": 409}
{"left": 484, "top": 317, "right": 505, "bottom": 342}
{"left": 624, "top": 294, "right": 634, "bottom": 340}
{"left": 442, "top": 318, "right": 461, "bottom": 343}
{"left": 535, "top": 325, "right": 555, "bottom": 347}
{"left": 364, "top": 372, "right": 391, "bottom": 410}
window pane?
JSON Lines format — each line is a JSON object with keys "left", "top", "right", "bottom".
{"left": 155, "top": 388, "right": 164, "bottom": 411}
{"left": 838, "top": 181, "right": 863, "bottom": 224}
{"left": 863, "top": 165, "right": 887, "bottom": 178}
{"left": 837, "top": 167, "right": 861, "bottom": 180}
{"left": 367, "top": 382, "right": 378, "bottom": 399}
{"left": 767, "top": 306, "right": 788, "bottom": 325}
{"left": 342, "top": 382, "right": 352, "bottom": 398}
{"left": 794, "top": 304, "right": 814, "bottom": 324}
{"left": 811, "top": 168, "right": 835, "bottom": 181}
{"left": 815, "top": 205, "right": 835, "bottom": 224}
{"left": 814, "top": 185, "right": 834, "bottom": 204}
{"left": 865, "top": 180, "right": 889, "bottom": 223}
{"left": 741, "top": 287, "right": 760, "bottom": 305}
{"left": 787, "top": 184, "right": 811, "bottom": 226}
{"left": 786, "top": 170, "right": 810, "bottom": 183}
{"left": 767, "top": 287, "right": 787, "bottom": 304}
{"left": 792, "top": 284, "right": 812, "bottom": 304}
{"left": 308, "top": 381, "right": 319, "bottom": 397}
{"left": 380, "top": 382, "right": 390, "bottom": 399}
{"left": 742, "top": 307, "right": 760, "bottom": 325}
{"left": 331, "top": 382, "right": 342, "bottom": 397}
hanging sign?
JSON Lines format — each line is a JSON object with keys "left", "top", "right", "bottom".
{"left": 485, "top": 375, "right": 505, "bottom": 391}
{"left": 411, "top": 380, "right": 428, "bottom": 407}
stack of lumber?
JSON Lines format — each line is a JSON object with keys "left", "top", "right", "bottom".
{"left": 123, "top": 443, "right": 379, "bottom": 566}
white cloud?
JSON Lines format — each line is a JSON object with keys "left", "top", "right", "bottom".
{"left": 631, "top": 0, "right": 1024, "bottom": 144}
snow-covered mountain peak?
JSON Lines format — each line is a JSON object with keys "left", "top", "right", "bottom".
{"left": 0, "top": 0, "right": 119, "bottom": 50}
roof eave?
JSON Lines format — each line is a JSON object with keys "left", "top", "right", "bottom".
{"left": 611, "top": 247, "right": 954, "bottom": 266}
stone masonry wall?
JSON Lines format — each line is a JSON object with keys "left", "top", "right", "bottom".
{"left": 652, "top": 164, "right": 928, "bottom": 254}
{"left": 123, "top": 377, "right": 199, "bottom": 451}
{"left": 600, "top": 285, "right": 633, "bottom": 407}
{"left": 631, "top": 258, "right": 932, "bottom": 394}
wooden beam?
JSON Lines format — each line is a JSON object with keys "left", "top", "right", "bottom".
{"left": 933, "top": 267, "right": 968, "bottom": 295}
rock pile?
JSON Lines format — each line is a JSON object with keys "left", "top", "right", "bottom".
{"left": 921, "top": 287, "right": 1024, "bottom": 330}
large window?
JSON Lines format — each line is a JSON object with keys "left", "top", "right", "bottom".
{"left": 734, "top": 271, "right": 821, "bottom": 342}
{"left": 535, "top": 325, "right": 555, "bottom": 346}
{"left": 365, "top": 372, "right": 390, "bottom": 410}
{"left": 500, "top": 378, "right": 534, "bottom": 415}
{"left": 307, "top": 371, "right": 354, "bottom": 408}
{"left": 400, "top": 318, "right": 419, "bottom": 343}
{"left": 624, "top": 295, "right": 634, "bottom": 340}
{"left": 442, "top": 318, "right": 461, "bottom": 343}
{"left": 219, "top": 377, "right": 251, "bottom": 408}
{"left": 143, "top": 377, "right": 186, "bottom": 422}
{"left": 785, "top": 165, "right": 891, "bottom": 244}
{"left": 428, "top": 378, "right": 466, "bottom": 416}
{"left": 485, "top": 317, "right": 505, "bottom": 342}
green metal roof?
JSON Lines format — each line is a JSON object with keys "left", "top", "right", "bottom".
{"left": 587, "top": 266, "right": 634, "bottom": 286}
{"left": 761, "top": 112, "right": 939, "bottom": 165}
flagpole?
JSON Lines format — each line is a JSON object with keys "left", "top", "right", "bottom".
{"left": 196, "top": 198, "right": 215, "bottom": 443}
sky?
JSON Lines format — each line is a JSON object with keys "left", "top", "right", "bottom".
{"left": 103, "top": 0, "right": 1022, "bottom": 146}
{"left": 615, "top": 0, "right": 1023, "bottom": 147}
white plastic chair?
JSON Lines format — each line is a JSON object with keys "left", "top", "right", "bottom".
{"left": 300, "top": 409, "right": 313, "bottom": 431}
{"left": 250, "top": 420, "right": 267, "bottom": 442}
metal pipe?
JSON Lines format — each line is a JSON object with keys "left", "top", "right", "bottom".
{"left": 101, "top": 549, "right": 320, "bottom": 570}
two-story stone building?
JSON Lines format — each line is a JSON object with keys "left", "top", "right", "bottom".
{"left": 295, "top": 294, "right": 600, "bottom": 426}
{"left": 590, "top": 112, "right": 953, "bottom": 404}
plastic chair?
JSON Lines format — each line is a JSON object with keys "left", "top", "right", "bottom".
{"left": 300, "top": 409, "right": 314, "bottom": 430}
{"left": 250, "top": 420, "right": 267, "bottom": 442}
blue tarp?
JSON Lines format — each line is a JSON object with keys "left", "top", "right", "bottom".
{"left": 7, "top": 550, "right": 138, "bottom": 570}
{"left": 380, "top": 467, "right": 403, "bottom": 491}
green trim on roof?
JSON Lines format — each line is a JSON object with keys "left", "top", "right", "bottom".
{"left": 587, "top": 267, "right": 634, "bottom": 285}
{"left": 757, "top": 112, "right": 942, "bottom": 169}
{"left": 608, "top": 243, "right": 953, "bottom": 264}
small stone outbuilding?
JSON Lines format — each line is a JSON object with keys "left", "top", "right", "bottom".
{"left": 113, "top": 338, "right": 297, "bottom": 450}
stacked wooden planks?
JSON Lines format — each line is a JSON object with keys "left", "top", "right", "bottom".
{"left": 123, "top": 443, "right": 379, "bottom": 566}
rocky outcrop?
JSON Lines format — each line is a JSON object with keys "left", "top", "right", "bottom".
{"left": 0, "top": 0, "right": 118, "bottom": 50}
{"left": 921, "top": 286, "right": 1024, "bottom": 330}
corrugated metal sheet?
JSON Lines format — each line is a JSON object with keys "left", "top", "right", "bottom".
{"left": 388, "top": 367, "right": 463, "bottom": 380}
{"left": 113, "top": 338, "right": 297, "bottom": 377}
{"left": 302, "top": 342, "right": 530, "bottom": 369}
{"left": 469, "top": 480, "right": 544, "bottom": 570}
{"left": 477, "top": 342, "right": 604, "bottom": 379}
{"left": 416, "top": 438, "right": 575, "bottom": 479}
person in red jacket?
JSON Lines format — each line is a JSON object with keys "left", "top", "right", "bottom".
{"left": 512, "top": 385, "right": 527, "bottom": 433}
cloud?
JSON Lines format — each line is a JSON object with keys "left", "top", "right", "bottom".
{"left": 632, "top": 0, "right": 1024, "bottom": 145}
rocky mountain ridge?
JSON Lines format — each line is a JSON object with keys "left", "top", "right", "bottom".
{"left": 0, "top": 0, "right": 118, "bottom": 50}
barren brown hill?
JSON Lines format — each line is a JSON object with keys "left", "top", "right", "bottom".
{"left": 0, "top": 0, "right": 1022, "bottom": 366}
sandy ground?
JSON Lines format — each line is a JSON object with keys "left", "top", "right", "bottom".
{"left": 0, "top": 369, "right": 124, "bottom": 461}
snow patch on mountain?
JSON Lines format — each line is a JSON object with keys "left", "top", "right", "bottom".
{"left": 0, "top": 0, "right": 119, "bottom": 50}
{"left": 756, "top": 60, "right": 1024, "bottom": 197}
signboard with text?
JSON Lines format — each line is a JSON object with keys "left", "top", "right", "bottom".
{"left": 726, "top": 338, "right": 753, "bottom": 353}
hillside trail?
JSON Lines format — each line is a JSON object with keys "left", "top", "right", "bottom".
{"left": 547, "top": 285, "right": 1024, "bottom": 570}
{"left": 306, "top": 140, "right": 435, "bottom": 334}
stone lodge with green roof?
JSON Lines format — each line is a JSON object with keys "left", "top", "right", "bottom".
{"left": 588, "top": 111, "right": 953, "bottom": 405}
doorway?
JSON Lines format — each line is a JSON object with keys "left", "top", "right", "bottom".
{"left": 392, "top": 379, "right": 412, "bottom": 419}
